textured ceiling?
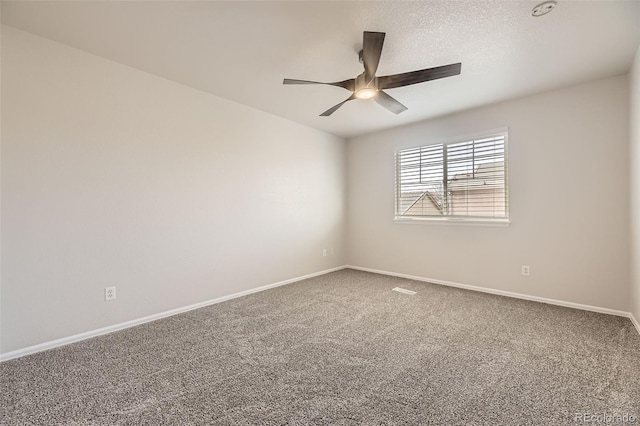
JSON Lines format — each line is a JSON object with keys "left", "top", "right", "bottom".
{"left": 2, "top": 1, "right": 639, "bottom": 138}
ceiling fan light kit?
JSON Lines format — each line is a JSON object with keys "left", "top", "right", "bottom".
{"left": 355, "top": 87, "right": 377, "bottom": 99}
{"left": 283, "top": 31, "right": 462, "bottom": 116}
{"left": 353, "top": 72, "right": 379, "bottom": 99}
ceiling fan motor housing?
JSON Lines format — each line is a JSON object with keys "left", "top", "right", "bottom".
{"left": 355, "top": 72, "right": 378, "bottom": 91}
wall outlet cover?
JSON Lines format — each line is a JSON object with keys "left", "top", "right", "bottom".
{"left": 105, "top": 286, "right": 116, "bottom": 301}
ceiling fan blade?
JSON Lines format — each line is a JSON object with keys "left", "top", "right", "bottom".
{"left": 320, "top": 94, "right": 357, "bottom": 117}
{"left": 283, "top": 78, "right": 355, "bottom": 91}
{"left": 375, "top": 90, "right": 408, "bottom": 114}
{"left": 362, "top": 31, "right": 385, "bottom": 82}
{"left": 378, "top": 63, "right": 462, "bottom": 90}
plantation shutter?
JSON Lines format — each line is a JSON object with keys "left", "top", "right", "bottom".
{"left": 395, "top": 133, "right": 507, "bottom": 220}
{"left": 396, "top": 144, "right": 445, "bottom": 216}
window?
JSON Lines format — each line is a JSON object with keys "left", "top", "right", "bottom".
{"left": 395, "top": 132, "right": 508, "bottom": 223}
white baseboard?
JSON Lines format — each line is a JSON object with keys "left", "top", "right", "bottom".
{"left": 0, "top": 265, "right": 348, "bottom": 362}
{"left": 631, "top": 313, "right": 640, "bottom": 336}
{"left": 346, "top": 265, "right": 636, "bottom": 321}
{"left": 3, "top": 264, "right": 637, "bottom": 362}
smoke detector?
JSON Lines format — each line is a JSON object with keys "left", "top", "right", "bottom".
{"left": 531, "top": 1, "right": 557, "bottom": 17}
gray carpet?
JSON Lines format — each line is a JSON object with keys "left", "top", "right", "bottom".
{"left": 1, "top": 269, "right": 639, "bottom": 425}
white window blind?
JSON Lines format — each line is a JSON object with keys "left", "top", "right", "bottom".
{"left": 395, "top": 133, "right": 508, "bottom": 221}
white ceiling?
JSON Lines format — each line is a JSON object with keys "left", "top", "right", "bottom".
{"left": 2, "top": 1, "right": 639, "bottom": 138}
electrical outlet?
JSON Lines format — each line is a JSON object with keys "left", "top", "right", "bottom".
{"left": 105, "top": 286, "right": 116, "bottom": 301}
{"left": 322, "top": 249, "right": 327, "bottom": 257}
{"left": 521, "top": 265, "right": 530, "bottom": 276}
{"left": 330, "top": 247, "right": 334, "bottom": 255}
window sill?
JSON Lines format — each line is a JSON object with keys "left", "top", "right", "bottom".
{"left": 394, "top": 217, "right": 511, "bottom": 227}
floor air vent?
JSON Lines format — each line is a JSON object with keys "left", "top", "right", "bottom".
{"left": 392, "top": 287, "right": 416, "bottom": 296}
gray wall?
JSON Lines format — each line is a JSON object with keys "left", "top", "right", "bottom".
{"left": 347, "top": 75, "right": 630, "bottom": 311}
{"left": 0, "top": 26, "right": 347, "bottom": 353}
{"left": 631, "top": 45, "right": 640, "bottom": 323}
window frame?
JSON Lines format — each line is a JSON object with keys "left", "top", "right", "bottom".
{"left": 394, "top": 129, "right": 510, "bottom": 226}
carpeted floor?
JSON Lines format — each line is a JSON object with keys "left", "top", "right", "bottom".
{"left": 1, "top": 269, "right": 639, "bottom": 425}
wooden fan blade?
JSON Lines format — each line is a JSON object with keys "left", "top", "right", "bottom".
{"left": 362, "top": 31, "right": 385, "bottom": 82}
{"left": 378, "top": 63, "right": 462, "bottom": 90}
{"left": 283, "top": 78, "right": 355, "bottom": 91}
{"left": 320, "top": 94, "right": 357, "bottom": 116}
{"left": 375, "top": 90, "right": 408, "bottom": 114}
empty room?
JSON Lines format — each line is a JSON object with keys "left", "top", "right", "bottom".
{"left": 1, "top": 1, "right": 640, "bottom": 424}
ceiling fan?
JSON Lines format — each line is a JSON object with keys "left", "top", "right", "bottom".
{"left": 283, "top": 31, "right": 462, "bottom": 117}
